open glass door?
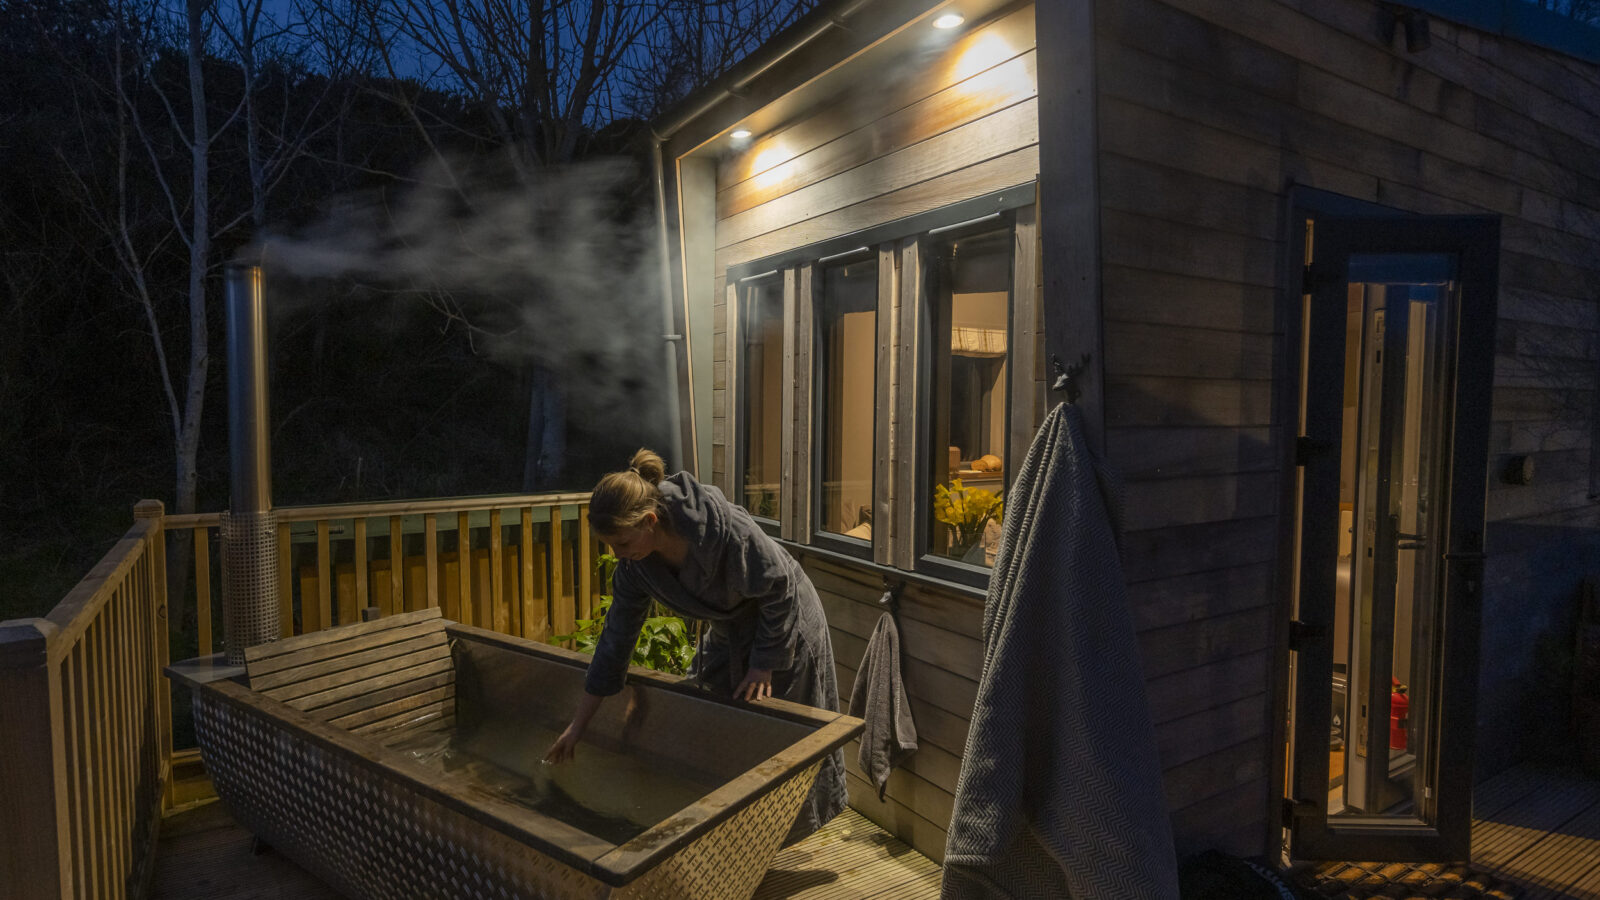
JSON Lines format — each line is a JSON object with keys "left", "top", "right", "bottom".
{"left": 1287, "top": 215, "right": 1497, "bottom": 861}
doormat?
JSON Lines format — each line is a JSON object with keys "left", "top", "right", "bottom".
{"left": 1285, "top": 860, "right": 1519, "bottom": 899}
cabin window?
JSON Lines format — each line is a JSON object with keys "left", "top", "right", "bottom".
{"left": 724, "top": 190, "right": 1036, "bottom": 587}
{"left": 814, "top": 253, "right": 878, "bottom": 544}
{"left": 738, "top": 273, "right": 784, "bottom": 523}
{"left": 923, "top": 225, "right": 1013, "bottom": 571}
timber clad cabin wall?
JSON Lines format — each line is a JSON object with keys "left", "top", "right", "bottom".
{"left": 674, "top": 0, "right": 1600, "bottom": 868}
{"left": 698, "top": 0, "right": 1042, "bottom": 861}
{"left": 707, "top": 0, "right": 1045, "bottom": 493}
{"left": 1092, "top": 0, "right": 1600, "bottom": 855}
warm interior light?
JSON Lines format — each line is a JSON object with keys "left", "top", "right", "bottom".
{"left": 730, "top": 128, "right": 753, "bottom": 140}
{"left": 933, "top": 12, "right": 964, "bottom": 29}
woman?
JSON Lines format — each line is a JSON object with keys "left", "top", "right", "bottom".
{"left": 542, "top": 448, "right": 847, "bottom": 845}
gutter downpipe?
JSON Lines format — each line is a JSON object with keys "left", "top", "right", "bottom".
{"left": 652, "top": 141, "right": 689, "bottom": 474}
{"left": 649, "top": 0, "right": 876, "bottom": 475}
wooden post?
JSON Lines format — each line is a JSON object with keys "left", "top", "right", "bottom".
{"left": 316, "top": 520, "right": 332, "bottom": 631}
{"left": 353, "top": 518, "right": 369, "bottom": 614}
{"left": 550, "top": 506, "right": 570, "bottom": 642}
{"left": 388, "top": 516, "right": 404, "bottom": 615}
{"left": 456, "top": 513, "right": 472, "bottom": 627}
{"left": 577, "top": 508, "right": 593, "bottom": 621}
{"left": 0, "top": 618, "right": 71, "bottom": 898}
{"left": 133, "top": 500, "right": 174, "bottom": 814}
{"left": 424, "top": 514, "right": 440, "bottom": 610}
{"left": 520, "top": 508, "right": 535, "bottom": 638}
{"left": 489, "top": 509, "right": 505, "bottom": 633}
{"left": 275, "top": 526, "right": 292, "bottom": 637}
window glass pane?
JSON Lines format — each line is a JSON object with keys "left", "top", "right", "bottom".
{"left": 816, "top": 257, "right": 877, "bottom": 540}
{"left": 928, "top": 228, "right": 1012, "bottom": 568}
{"left": 741, "top": 276, "right": 784, "bottom": 520}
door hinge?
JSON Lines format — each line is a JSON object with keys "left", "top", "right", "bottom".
{"left": 1294, "top": 436, "right": 1330, "bottom": 466}
{"left": 1287, "top": 619, "right": 1325, "bottom": 651}
{"left": 1282, "top": 797, "right": 1318, "bottom": 821}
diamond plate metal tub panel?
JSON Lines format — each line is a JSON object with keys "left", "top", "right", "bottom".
{"left": 176, "top": 621, "right": 859, "bottom": 900}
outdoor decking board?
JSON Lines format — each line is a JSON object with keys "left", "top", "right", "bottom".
{"left": 149, "top": 800, "right": 941, "bottom": 900}
{"left": 754, "top": 809, "right": 941, "bottom": 900}
{"left": 1474, "top": 763, "right": 1600, "bottom": 900}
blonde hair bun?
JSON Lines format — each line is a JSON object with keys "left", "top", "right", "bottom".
{"left": 588, "top": 449, "right": 669, "bottom": 536}
{"left": 630, "top": 449, "right": 666, "bottom": 485}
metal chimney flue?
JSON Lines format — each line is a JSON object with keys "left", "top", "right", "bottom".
{"left": 221, "top": 263, "right": 280, "bottom": 665}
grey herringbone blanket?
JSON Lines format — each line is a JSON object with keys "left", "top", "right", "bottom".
{"left": 941, "top": 403, "right": 1179, "bottom": 899}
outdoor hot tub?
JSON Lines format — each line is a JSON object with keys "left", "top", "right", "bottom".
{"left": 166, "top": 608, "right": 862, "bottom": 900}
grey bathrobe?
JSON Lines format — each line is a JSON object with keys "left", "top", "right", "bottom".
{"left": 585, "top": 472, "right": 847, "bottom": 845}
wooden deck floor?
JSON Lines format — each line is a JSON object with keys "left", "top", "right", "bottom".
{"left": 148, "top": 803, "right": 937, "bottom": 900}
{"left": 150, "top": 762, "right": 1600, "bottom": 900}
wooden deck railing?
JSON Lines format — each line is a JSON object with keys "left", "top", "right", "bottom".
{"left": 0, "top": 500, "right": 170, "bottom": 900}
{"left": 161, "top": 491, "right": 602, "bottom": 661}
{"left": 0, "top": 491, "right": 604, "bottom": 899}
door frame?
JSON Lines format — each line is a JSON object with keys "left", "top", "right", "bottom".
{"left": 1268, "top": 188, "right": 1499, "bottom": 862}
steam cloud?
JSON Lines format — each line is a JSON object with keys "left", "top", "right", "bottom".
{"left": 256, "top": 153, "right": 674, "bottom": 477}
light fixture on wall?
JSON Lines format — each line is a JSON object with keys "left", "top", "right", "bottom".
{"left": 933, "top": 12, "right": 964, "bottom": 29}
{"left": 730, "top": 128, "right": 753, "bottom": 141}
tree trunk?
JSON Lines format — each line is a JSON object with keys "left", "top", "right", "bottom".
{"left": 523, "top": 364, "right": 566, "bottom": 490}
{"left": 172, "top": 0, "right": 213, "bottom": 634}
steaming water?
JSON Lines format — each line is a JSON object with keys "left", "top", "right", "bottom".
{"left": 386, "top": 719, "right": 715, "bottom": 845}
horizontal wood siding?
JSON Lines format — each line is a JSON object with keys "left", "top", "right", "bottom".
{"left": 1093, "top": 0, "right": 1600, "bottom": 856}
{"left": 708, "top": 1, "right": 1040, "bottom": 503}
{"left": 805, "top": 555, "right": 983, "bottom": 862}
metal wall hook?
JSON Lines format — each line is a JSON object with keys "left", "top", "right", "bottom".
{"left": 1051, "top": 353, "right": 1091, "bottom": 404}
{"left": 880, "top": 580, "right": 905, "bottom": 616}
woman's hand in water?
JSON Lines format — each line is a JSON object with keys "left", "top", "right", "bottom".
{"left": 736, "top": 668, "right": 774, "bottom": 702}
{"left": 543, "top": 725, "right": 582, "bottom": 764}
{"left": 545, "top": 691, "right": 604, "bottom": 764}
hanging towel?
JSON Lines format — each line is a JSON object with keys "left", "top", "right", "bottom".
{"left": 849, "top": 603, "right": 919, "bottom": 799}
{"left": 941, "top": 402, "right": 1179, "bottom": 900}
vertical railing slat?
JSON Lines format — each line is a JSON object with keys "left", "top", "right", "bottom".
{"left": 424, "top": 514, "right": 439, "bottom": 610}
{"left": 74, "top": 645, "right": 98, "bottom": 899}
{"left": 456, "top": 513, "right": 472, "bottom": 627}
{"left": 111, "top": 586, "right": 132, "bottom": 898}
{"left": 93, "top": 620, "right": 113, "bottom": 898}
{"left": 550, "top": 506, "right": 570, "bottom": 642}
{"left": 62, "top": 646, "right": 85, "bottom": 897}
{"left": 489, "top": 509, "right": 505, "bottom": 633}
{"left": 193, "top": 528, "right": 211, "bottom": 658}
{"left": 520, "top": 508, "right": 535, "bottom": 639}
{"left": 577, "top": 506, "right": 593, "bottom": 622}
{"left": 316, "top": 520, "right": 332, "bottom": 632}
{"left": 353, "top": 518, "right": 369, "bottom": 617}
{"left": 389, "top": 516, "right": 404, "bottom": 615}
{"left": 276, "top": 525, "right": 293, "bottom": 637}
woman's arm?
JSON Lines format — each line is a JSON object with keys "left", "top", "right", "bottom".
{"left": 545, "top": 565, "right": 651, "bottom": 761}
{"left": 729, "top": 536, "right": 799, "bottom": 700}
{"left": 543, "top": 691, "right": 603, "bottom": 763}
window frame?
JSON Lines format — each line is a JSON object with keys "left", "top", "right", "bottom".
{"left": 913, "top": 213, "right": 1020, "bottom": 588}
{"left": 730, "top": 268, "right": 787, "bottom": 537}
{"left": 723, "top": 183, "right": 1038, "bottom": 588}
{"left": 808, "top": 245, "right": 881, "bottom": 560}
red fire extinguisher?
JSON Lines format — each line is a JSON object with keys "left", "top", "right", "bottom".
{"left": 1390, "top": 678, "right": 1409, "bottom": 751}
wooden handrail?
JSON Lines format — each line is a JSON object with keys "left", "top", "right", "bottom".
{"left": 162, "top": 490, "right": 595, "bottom": 530}
{"left": 1, "top": 501, "right": 168, "bottom": 900}
{"left": 42, "top": 520, "right": 159, "bottom": 665}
